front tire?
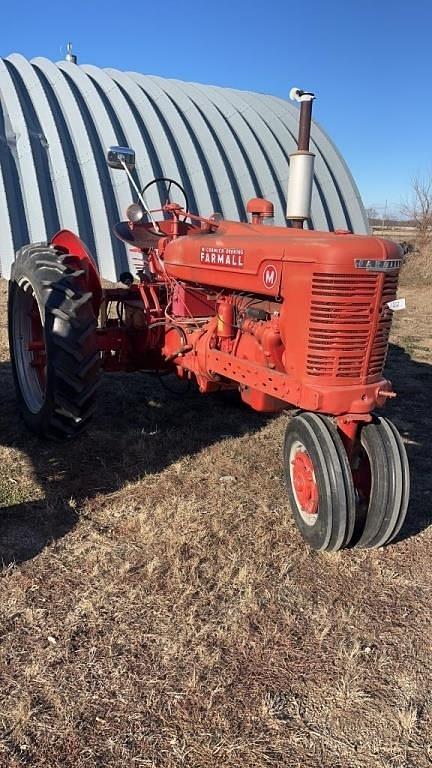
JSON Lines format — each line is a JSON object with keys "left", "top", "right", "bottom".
{"left": 352, "top": 416, "right": 410, "bottom": 548}
{"left": 283, "top": 413, "right": 356, "bottom": 551}
{"left": 8, "top": 243, "right": 100, "bottom": 439}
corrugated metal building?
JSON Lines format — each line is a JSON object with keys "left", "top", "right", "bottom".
{"left": 0, "top": 53, "right": 368, "bottom": 281}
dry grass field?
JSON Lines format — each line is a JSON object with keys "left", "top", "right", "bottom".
{"left": 373, "top": 227, "right": 431, "bottom": 285}
{"left": 0, "top": 277, "right": 431, "bottom": 767}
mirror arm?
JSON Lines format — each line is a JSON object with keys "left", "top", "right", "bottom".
{"left": 120, "top": 160, "right": 162, "bottom": 235}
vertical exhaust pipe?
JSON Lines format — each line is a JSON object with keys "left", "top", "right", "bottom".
{"left": 286, "top": 88, "right": 316, "bottom": 229}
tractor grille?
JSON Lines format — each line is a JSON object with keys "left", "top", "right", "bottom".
{"left": 306, "top": 272, "right": 398, "bottom": 380}
{"left": 369, "top": 273, "right": 399, "bottom": 376}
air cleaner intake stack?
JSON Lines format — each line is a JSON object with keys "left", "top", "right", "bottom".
{"left": 286, "top": 88, "right": 316, "bottom": 229}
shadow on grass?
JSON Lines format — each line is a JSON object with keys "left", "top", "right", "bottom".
{"left": 384, "top": 343, "right": 432, "bottom": 542}
{"left": 0, "top": 365, "right": 271, "bottom": 566}
{"left": 0, "top": 341, "right": 430, "bottom": 565}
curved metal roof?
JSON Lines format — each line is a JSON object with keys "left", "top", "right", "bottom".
{"left": 0, "top": 53, "right": 367, "bottom": 280}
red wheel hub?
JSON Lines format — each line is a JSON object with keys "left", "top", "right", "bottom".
{"left": 292, "top": 450, "right": 319, "bottom": 515}
{"left": 29, "top": 299, "right": 46, "bottom": 390}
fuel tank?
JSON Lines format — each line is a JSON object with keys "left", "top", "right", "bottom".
{"left": 162, "top": 220, "right": 402, "bottom": 297}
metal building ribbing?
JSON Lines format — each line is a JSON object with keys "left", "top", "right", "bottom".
{"left": 0, "top": 53, "right": 368, "bottom": 281}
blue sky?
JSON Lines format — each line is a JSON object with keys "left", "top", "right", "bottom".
{"left": 0, "top": 0, "right": 429, "bottom": 214}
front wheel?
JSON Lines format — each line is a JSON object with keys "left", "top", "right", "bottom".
{"left": 8, "top": 243, "right": 100, "bottom": 439}
{"left": 352, "top": 416, "right": 410, "bottom": 548}
{"left": 283, "top": 413, "right": 356, "bottom": 551}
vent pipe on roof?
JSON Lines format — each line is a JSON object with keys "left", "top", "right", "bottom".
{"left": 286, "top": 88, "right": 315, "bottom": 229}
{"left": 65, "top": 42, "right": 77, "bottom": 64}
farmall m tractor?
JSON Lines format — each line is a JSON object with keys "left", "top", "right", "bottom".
{"left": 8, "top": 89, "right": 410, "bottom": 551}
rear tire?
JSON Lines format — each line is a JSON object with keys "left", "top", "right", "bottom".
{"left": 283, "top": 412, "right": 356, "bottom": 551}
{"left": 8, "top": 243, "right": 100, "bottom": 439}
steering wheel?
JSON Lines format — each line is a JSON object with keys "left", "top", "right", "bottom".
{"left": 140, "top": 177, "right": 190, "bottom": 222}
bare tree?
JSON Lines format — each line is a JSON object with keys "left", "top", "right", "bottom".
{"left": 401, "top": 173, "right": 432, "bottom": 250}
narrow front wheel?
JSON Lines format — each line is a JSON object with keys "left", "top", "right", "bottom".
{"left": 283, "top": 413, "right": 356, "bottom": 551}
{"left": 352, "top": 416, "right": 410, "bottom": 548}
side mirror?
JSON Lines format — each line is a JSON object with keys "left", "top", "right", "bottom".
{"left": 107, "top": 146, "right": 136, "bottom": 171}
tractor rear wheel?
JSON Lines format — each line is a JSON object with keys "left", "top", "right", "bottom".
{"left": 352, "top": 416, "right": 410, "bottom": 548}
{"left": 8, "top": 243, "right": 100, "bottom": 439}
{"left": 283, "top": 412, "right": 356, "bottom": 551}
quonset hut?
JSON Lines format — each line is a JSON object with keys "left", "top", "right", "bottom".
{"left": 0, "top": 53, "right": 368, "bottom": 281}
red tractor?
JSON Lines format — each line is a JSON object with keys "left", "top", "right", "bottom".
{"left": 8, "top": 90, "right": 409, "bottom": 551}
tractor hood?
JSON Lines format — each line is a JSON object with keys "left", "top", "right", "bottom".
{"left": 163, "top": 220, "right": 403, "bottom": 297}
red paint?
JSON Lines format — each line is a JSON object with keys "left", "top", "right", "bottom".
{"left": 171, "top": 284, "right": 216, "bottom": 317}
{"left": 29, "top": 298, "right": 46, "bottom": 391}
{"left": 51, "top": 229, "right": 102, "bottom": 314}
{"left": 292, "top": 450, "right": 319, "bottom": 515}
{"left": 42, "top": 196, "right": 404, "bottom": 529}
{"left": 64, "top": 198, "right": 402, "bottom": 476}
{"left": 246, "top": 197, "right": 274, "bottom": 224}
{"left": 216, "top": 298, "right": 234, "bottom": 339}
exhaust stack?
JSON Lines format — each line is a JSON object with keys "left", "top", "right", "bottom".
{"left": 286, "top": 88, "right": 316, "bottom": 229}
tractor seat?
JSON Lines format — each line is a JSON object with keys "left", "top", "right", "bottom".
{"left": 113, "top": 219, "right": 192, "bottom": 250}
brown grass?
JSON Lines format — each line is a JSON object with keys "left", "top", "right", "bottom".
{"left": 400, "top": 245, "right": 432, "bottom": 286}
{"left": 0, "top": 279, "right": 431, "bottom": 767}
{"left": 371, "top": 226, "right": 432, "bottom": 285}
